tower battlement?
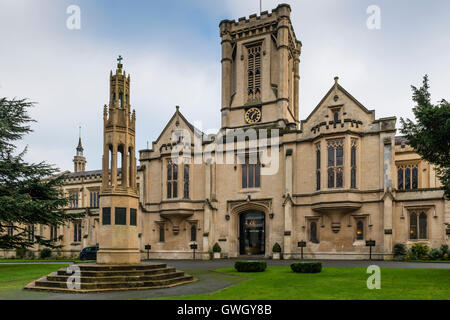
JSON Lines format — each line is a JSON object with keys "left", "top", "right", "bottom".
{"left": 219, "top": 4, "right": 299, "bottom": 45}
{"left": 219, "top": 3, "right": 301, "bottom": 130}
{"left": 220, "top": 3, "right": 291, "bottom": 26}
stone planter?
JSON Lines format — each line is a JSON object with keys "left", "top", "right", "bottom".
{"left": 273, "top": 252, "right": 280, "bottom": 260}
{"left": 213, "top": 252, "right": 221, "bottom": 259}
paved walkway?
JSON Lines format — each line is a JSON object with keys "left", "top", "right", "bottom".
{"left": 2, "top": 259, "right": 450, "bottom": 269}
{"left": 154, "top": 259, "right": 450, "bottom": 270}
{"left": 1, "top": 269, "right": 245, "bottom": 300}
{"left": 1, "top": 259, "right": 449, "bottom": 300}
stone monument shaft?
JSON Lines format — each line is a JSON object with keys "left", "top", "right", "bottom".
{"left": 97, "top": 58, "right": 140, "bottom": 264}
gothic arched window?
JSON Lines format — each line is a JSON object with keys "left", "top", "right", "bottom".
{"left": 73, "top": 221, "right": 82, "bottom": 242}
{"left": 309, "top": 221, "right": 319, "bottom": 243}
{"left": 159, "top": 224, "right": 165, "bottom": 242}
{"left": 242, "top": 154, "right": 261, "bottom": 189}
{"left": 7, "top": 225, "right": 14, "bottom": 236}
{"left": 398, "top": 168, "right": 404, "bottom": 190}
{"left": 190, "top": 224, "right": 197, "bottom": 242}
{"left": 247, "top": 44, "right": 262, "bottom": 101}
{"left": 316, "top": 144, "right": 321, "bottom": 190}
{"left": 119, "top": 93, "right": 123, "bottom": 109}
{"left": 398, "top": 164, "right": 419, "bottom": 190}
{"left": 327, "top": 139, "right": 344, "bottom": 188}
{"left": 50, "top": 225, "right": 58, "bottom": 241}
{"left": 412, "top": 167, "right": 418, "bottom": 189}
{"left": 419, "top": 212, "right": 427, "bottom": 239}
{"left": 333, "top": 111, "right": 339, "bottom": 124}
{"left": 351, "top": 140, "right": 357, "bottom": 189}
{"left": 27, "top": 225, "right": 35, "bottom": 242}
{"left": 410, "top": 211, "right": 428, "bottom": 240}
{"left": 167, "top": 160, "right": 178, "bottom": 199}
{"left": 356, "top": 220, "right": 364, "bottom": 240}
{"left": 184, "top": 165, "right": 190, "bottom": 199}
{"left": 405, "top": 167, "right": 411, "bottom": 189}
{"left": 409, "top": 212, "right": 418, "bottom": 240}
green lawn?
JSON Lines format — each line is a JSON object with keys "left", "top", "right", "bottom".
{"left": 0, "top": 264, "right": 448, "bottom": 300}
{"left": 161, "top": 266, "right": 450, "bottom": 300}
{"left": 0, "top": 259, "right": 88, "bottom": 263}
{"left": 0, "top": 264, "right": 68, "bottom": 296}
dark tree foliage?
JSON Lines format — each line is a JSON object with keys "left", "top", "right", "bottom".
{"left": 0, "top": 97, "right": 84, "bottom": 249}
{"left": 400, "top": 75, "right": 450, "bottom": 198}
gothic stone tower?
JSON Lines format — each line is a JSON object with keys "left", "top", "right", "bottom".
{"left": 73, "top": 132, "right": 86, "bottom": 173}
{"left": 97, "top": 57, "right": 140, "bottom": 264}
{"left": 219, "top": 4, "right": 301, "bottom": 130}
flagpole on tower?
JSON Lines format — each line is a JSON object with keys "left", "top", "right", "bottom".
{"left": 260, "top": 0, "right": 262, "bottom": 14}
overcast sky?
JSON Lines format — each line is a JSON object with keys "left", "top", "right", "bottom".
{"left": 1, "top": 0, "right": 449, "bottom": 172}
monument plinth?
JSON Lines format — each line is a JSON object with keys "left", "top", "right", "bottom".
{"left": 97, "top": 57, "right": 140, "bottom": 264}
{"left": 25, "top": 57, "right": 195, "bottom": 292}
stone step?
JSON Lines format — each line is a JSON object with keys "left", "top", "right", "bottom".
{"left": 25, "top": 263, "right": 195, "bottom": 293}
{"left": 74, "top": 263, "right": 167, "bottom": 271}
{"left": 47, "top": 270, "right": 186, "bottom": 283}
{"left": 27, "top": 276, "right": 196, "bottom": 293}
{"left": 56, "top": 267, "right": 176, "bottom": 277}
{"left": 34, "top": 274, "right": 194, "bottom": 290}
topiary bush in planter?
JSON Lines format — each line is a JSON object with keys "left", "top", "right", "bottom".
{"left": 212, "top": 243, "right": 221, "bottom": 253}
{"left": 234, "top": 260, "right": 267, "bottom": 272}
{"left": 272, "top": 242, "right": 282, "bottom": 260}
{"left": 40, "top": 248, "right": 52, "bottom": 259}
{"left": 272, "top": 243, "right": 281, "bottom": 253}
{"left": 212, "top": 243, "right": 221, "bottom": 259}
{"left": 290, "top": 262, "right": 322, "bottom": 273}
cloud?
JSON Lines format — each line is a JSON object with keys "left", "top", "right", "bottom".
{"left": 0, "top": 0, "right": 221, "bottom": 171}
{"left": 1, "top": 0, "right": 449, "bottom": 172}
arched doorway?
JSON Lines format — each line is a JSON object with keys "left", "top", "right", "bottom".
{"left": 239, "top": 210, "right": 265, "bottom": 255}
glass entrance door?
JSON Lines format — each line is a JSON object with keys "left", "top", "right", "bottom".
{"left": 239, "top": 211, "right": 265, "bottom": 255}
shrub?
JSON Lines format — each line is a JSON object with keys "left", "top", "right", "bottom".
{"left": 290, "top": 262, "right": 322, "bottom": 273}
{"left": 407, "top": 243, "right": 430, "bottom": 260}
{"left": 440, "top": 244, "right": 449, "bottom": 256}
{"left": 15, "top": 247, "right": 27, "bottom": 259}
{"left": 212, "top": 243, "right": 221, "bottom": 253}
{"left": 393, "top": 243, "right": 407, "bottom": 258}
{"left": 428, "top": 248, "right": 442, "bottom": 260}
{"left": 234, "top": 260, "right": 267, "bottom": 272}
{"left": 272, "top": 243, "right": 281, "bottom": 253}
{"left": 26, "top": 250, "right": 35, "bottom": 259}
{"left": 40, "top": 248, "right": 52, "bottom": 259}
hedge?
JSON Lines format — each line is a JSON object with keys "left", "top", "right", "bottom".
{"left": 40, "top": 248, "right": 52, "bottom": 259}
{"left": 234, "top": 260, "right": 267, "bottom": 272}
{"left": 290, "top": 262, "right": 322, "bottom": 273}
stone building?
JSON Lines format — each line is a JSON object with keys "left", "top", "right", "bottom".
{"left": 2, "top": 4, "right": 449, "bottom": 260}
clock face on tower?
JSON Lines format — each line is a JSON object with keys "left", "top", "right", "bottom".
{"left": 245, "top": 107, "right": 262, "bottom": 124}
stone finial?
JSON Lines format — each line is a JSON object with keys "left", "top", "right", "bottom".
{"left": 334, "top": 76, "right": 339, "bottom": 91}
{"left": 76, "top": 127, "right": 83, "bottom": 154}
